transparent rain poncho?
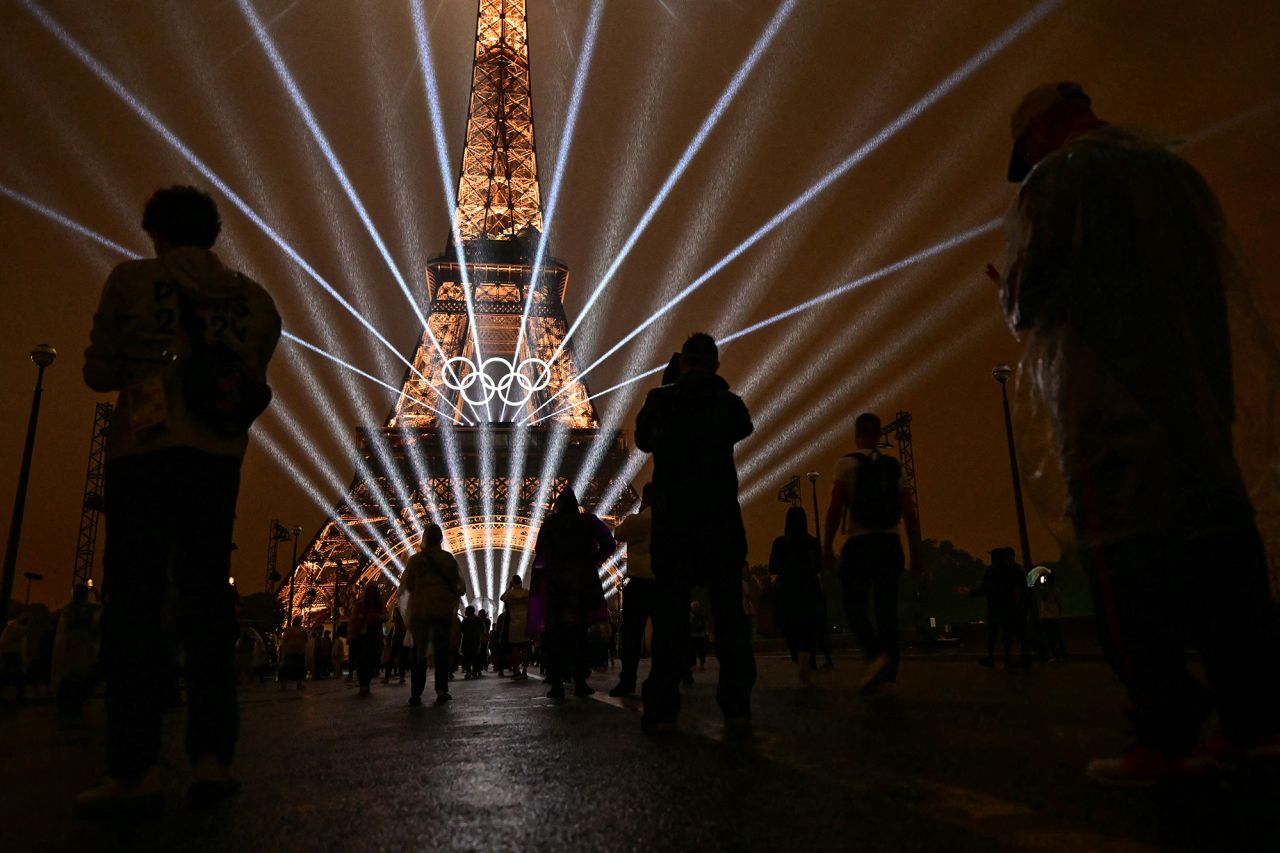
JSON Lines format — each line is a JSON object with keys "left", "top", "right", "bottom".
{"left": 1000, "top": 127, "right": 1280, "bottom": 582}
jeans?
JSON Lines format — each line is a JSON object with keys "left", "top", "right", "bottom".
{"left": 408, "top": 617, "right": 454, "bottom": 698}
{"left": 101, "top": 448, "right": 241, "bottom": 780}
{"left": 839, "top": 532, "right": 904, "bottom": 681}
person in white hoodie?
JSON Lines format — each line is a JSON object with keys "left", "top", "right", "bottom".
{"left": 76, "top": 186, "right": 281, "bottom": 815}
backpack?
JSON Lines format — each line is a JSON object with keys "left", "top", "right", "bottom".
{"left": 845, "top": 451, "right": 902, "bottom": 531}
{"left": 177, "top": 286, "right": 272, "bottom": 438}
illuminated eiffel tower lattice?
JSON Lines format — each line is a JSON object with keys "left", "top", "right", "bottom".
{"left": 277, "top": 0, "right": 636, "bottom": 624}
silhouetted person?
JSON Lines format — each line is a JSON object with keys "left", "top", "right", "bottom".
{"left": 769, "top": 506, "right": 822, "bottom": 684}
{"left": 823, "top": 412, "right": 921, "bottom": 694}
{"left": 350, "top": 585, "right": 384, "bottom": 697}
{"left": 530, "top": 489, "right": 614, "bottom": 699}
{"left": 460, "top": 607, "right": 483, "bottom": 679}
{"left": 401, "top": 524, "right": 466, "bottom": 705}
{"left": 500, "top": 574, "right": 531, "bottom": 679}
{"left": 636, "top": 332, "right": 756, "bottom": 733}
{"left": 78, "top": 186, "right": 280, "bottom": 814}
{"left": 610, "top": 483, "right": 656, "bottom": 698}
{"left": 998, "top": 82, "right": 1280, "bottom": 784}
{"left": 957, "top": 547, "right": 1028, "bottom": 669}
{"left": 279, "top": 618, "right": 307, "bottom": 690}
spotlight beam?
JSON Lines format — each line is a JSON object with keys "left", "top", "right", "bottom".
{"left": 525, "top": 0, "right": 1062, "bottom": 422}
{"left": 536, "top": 0, "right": 798, "bottom": 380}
{"left": 21, "top": 0, "right": 453, "bottom": 414}
{"left": 282, "top": 331, "right": 467, "bottom": 424}
{"left": 507, "top": 0, "right": 606, "bottom": 421}
{"left": 0, "top": 184, "right": 140, "bottom": 258}
{"left": 239, "top": 0, "right": 481, "bottom": 423}
{"left": 531, "top": 220, "right": 998, "bottom": 425}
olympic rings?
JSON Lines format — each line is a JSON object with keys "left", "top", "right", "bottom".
{"left": 442, "top": 355, "right": 553, "bottom": 409}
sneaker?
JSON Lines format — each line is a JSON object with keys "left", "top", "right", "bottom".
{"left": 408, "top": 695, "right": 423, "bottom": 706}
{"left": 859, "top": 654, "right": 890, "bottom": 694}
{"left": 608, "top": 682, "right": 636, "bottom": 698}
{"left": 1085, "top": 747, "right": 1213, "bottom": 787}
{"left": 188, "top": 758, "right": 241, "bottom": 808}
{"left": 435, "top": 692, "right": 452, "bottom": 704}
{"left": 573, "top": 683, "right": 595, "bottom": 698}
{"left": 74, "top": 767, "right": 164, "bottom": 818}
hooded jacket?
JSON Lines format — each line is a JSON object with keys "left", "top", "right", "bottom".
{"left": 84, "top": 246, "right": 281, "bottom": 461}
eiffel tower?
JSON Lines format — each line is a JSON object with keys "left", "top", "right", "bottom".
{"left": 278, "top": 0, "right": 636, "bottom": 624}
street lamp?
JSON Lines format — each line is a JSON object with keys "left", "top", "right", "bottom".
{"left": 992, "top": 364, "right": 1033, "bottom": 570}
{"left": 1, "top": 344, "right": 57, "bottom": 619}
{"left": 286, "top": 526, "right": 302, "bottom": 627}
{"left": 806, "top": 471, "right": 821, "bottom": 545}
{"left": 22, "top": 571, "right": 43, "bottom": 607}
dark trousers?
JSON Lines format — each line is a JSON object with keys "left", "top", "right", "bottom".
{"left": 409, "top": 617, "right": 454, "bottom": 698}
{"left": 544, "top": 624, "right": 590, "bottom": 688}
{"left": 779, "top": 592, "right": 818, "bottom": 665}
{"left": 984, "top": 607, "right": 1024, "bottom": 663}
{"left": 644, "top": 564, "right": 756, "bottom": 724}
{"left": 839, "top": 532, "right": 904, "bottom": 681}
{"left": 101, "top": 449, "right": 241, "bottom": 780}
{"left": 618, "top": 578, "right": 656, "bottom": 689}
{"left": 353, "top": 633, "right": 380, "bottom": 688}
{"left": 1082, "top": 525, "right": 1280, "bottom": 754}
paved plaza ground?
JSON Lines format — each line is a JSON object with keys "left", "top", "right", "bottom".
{"left": 3, "top": 653, "right": 1279, "bottom": 852}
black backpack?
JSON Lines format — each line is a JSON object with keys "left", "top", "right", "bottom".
{"left": 178, "top": 287, "right": 272, "bottom": 438}
{"left": 846, "top": 451, "right": 902, "bottom": 531}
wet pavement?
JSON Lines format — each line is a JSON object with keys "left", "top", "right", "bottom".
{"left": 3, "top": 654, "right": 1279, "bottom": 852}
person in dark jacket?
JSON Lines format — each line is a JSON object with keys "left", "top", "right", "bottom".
{"left": 530, "top": 488, "right": 615, "bottom": 698}
{"left": 769, "top": 506, "right": 823, "bottom": 684}
{"left": 957, "top": 547, "right": 1029, "bottom": 669}
{"left": 635, "top": 332, "right": 756, "bottom": 732}
{"left": 349, "top": 585, "right": 384, "bottom": 696}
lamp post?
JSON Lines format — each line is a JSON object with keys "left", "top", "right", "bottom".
{"left": 286, "top": 526, "right": 301, "bottom": 627}
{"left": 806, "top": 471, "right": 821, "bottom": 545}
{"left": 23, "top": 571, "right": 43, "bottom": 607}
{"left": 1, "top": 344, "right": 57, "bottom": 619}
{"left": 992, "top": 364, "right": 1033, "bottom": 570}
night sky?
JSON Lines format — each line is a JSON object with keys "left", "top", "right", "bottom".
{"left": 2, "top": 0, "right": 1278, "bottom": 608}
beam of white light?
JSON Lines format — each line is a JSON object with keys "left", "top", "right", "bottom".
{"left": 499, "top": 421, "right": 531, "bottom": 579}
{"left": 257, "top": 424, "right": 403, "bottom": 584}
{"left": 282, "top": 331, "right": 468, "bottom": 425}
{"left": 0, "top": 184, "right": 140, "bottom": 258}
{"left": 21, "top": 0, "right": 450, "bottom": 411}
{"left": 526, "top": 0, "right": 1061, "bottom": 422}
{"left": 238, "top": 0, "right": 479, "bottom": 422}
{"left": 506, "top": 0, "right": 605, "bottom": 420}
{"left": 738, "top": 305, "right": 993, "bottom": 507}
{"left": 516, "top": 424, "right": 570, "bottom": 579}
{"left": 536, "top": 0, "right": 798, "bottom": 386}
{"left": 533, "top": 220, "right": 999, "bottom": 426}
{"left": 437, "top": 423, "right": 483, "bottom": 601}
{"left": 480, "top": 425, "right": 495, "bottom": 603}
{"left": 411, "top": 0, "right": 491, "bottom": 421}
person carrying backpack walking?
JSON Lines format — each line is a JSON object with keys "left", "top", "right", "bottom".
{"left": 823, "top": 413, "right": 922, "bottom": 694}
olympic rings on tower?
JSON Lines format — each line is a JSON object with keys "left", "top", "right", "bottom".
{"left": 441, "top": 355, "right": 553, "bottom": 409}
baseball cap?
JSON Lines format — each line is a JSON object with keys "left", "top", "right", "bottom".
{"left": 1007, "top": 81, "right": 1091, "bottom": 181}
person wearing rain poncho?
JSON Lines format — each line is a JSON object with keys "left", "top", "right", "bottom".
{"left": 998, "top": 82, "right": 1280, "bottom": 786}
{"left": 399, "top": 524, "right": 467, "bottom": 705}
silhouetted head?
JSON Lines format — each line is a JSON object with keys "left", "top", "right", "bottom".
{"left": 1007, "top": 82, "right": 1105, "bottom": 182}
{"left": 680, "top": 332, "right": 719, "bottom": 375}
{"left": 142, "top": 185, "right": 221, "bottom": 253}
{"left": 465, "top": 605, "right": 476, "bottom": 616}
{"left": 784, "top": 505, "right": 809, "bottom": 538}
{"left": 509, "top": 574, "right": 523, "bottom": 589}
{"left": 554, "top": 487, "right": 580, "bottom": 515}
{"left": 854, "top": 412, "right": 881, "bottom": 448}
{"left": 425, "top": 524, "right": 444, "bottom": 547}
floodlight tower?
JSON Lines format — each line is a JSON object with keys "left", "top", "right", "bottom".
{"left": 278, "top": 0, "right": 635, "bottom": 625}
